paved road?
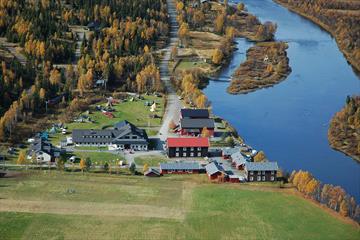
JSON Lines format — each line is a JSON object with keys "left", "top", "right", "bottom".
{"left": 156, "top": 0, "right": 182, "bottom": 150}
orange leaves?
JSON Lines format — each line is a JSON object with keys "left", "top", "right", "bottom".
{"left": 135, "top": 64, "right": 162, "bottom": 93}
{"left": 212, "top": 49, "right": 224, "bottom": 65}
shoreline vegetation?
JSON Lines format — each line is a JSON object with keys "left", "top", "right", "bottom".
{"left": 274, "top": 0, "right": 360, "bottom": 73}
{"left": 328, "top": 96, "right": 360, "bottom": 162}
{"left": 228, "top": 41, "right": 291, "bottom": 94}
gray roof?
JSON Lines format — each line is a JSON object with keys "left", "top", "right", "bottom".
{"left": 29, "top": 138, "right": 60, "bottom": 157}
{"left": 180, "top": 118, "right": 215, "bottom": 129}
{"left": 223, "top": 147, "right": 240, "bottom": 156}
{"left": 245, "top": 162, "right": 279, "bottom": 171}
{"left": 144, "top": 168, "right": 161, "bottom": 176}
{"left": 231, "top": 152, "right": 247, "bottom": 166}
{"left": 205, "top": 161, "right": 224, "bottom": 175}
{"left": 72, "top": 120, "right": 148, "bottom": 144}
{"left": 160, "top": 162, "right": 203, "bottom": 171}
{"left": 181, "top": 109, "right": 209, "bottom": 118}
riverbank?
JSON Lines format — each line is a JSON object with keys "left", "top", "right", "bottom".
{"left": 328, "top": 96, "right": 360, "bottom": 162}
{"left": 274, "top": 0, "right": 360, "bottom": 73}
{"left": 228, "top": 41, "right": 291, "bottom": 94}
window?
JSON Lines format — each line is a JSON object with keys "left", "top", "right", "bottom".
{"left": 271, "top": 171, "right": 274, "bottom": 175}
{"left": 176, "top": 147, "right": 179, "bottom": 151}
{"left": 262, "top": 176, "right": 265, "bottom": 181}
{"left": 183, "top": 152, "right": 186, "bottom": 157}
{"left": 250, "top": 171, "right": 253, "bottom": 176}
{"left": 197, "top": 147, "right": 201, "bottom": 151}
{"left": 250, "top": 176, "right": 253, "bottom": 181}
{"left": 271, "top": 176, "right": 275, "bottom": 181}
{"left": 197, "top": 152, "right": 201, "bottom": 157}
{"left": 183, "top": 147, "right": 186, "bottom": 151}
{"left": 262, "top": 171, "right": 265, "bottom": 175}
{"left": 257, "top": 176, "right": 261, "bottom": 181}
{"left": 190, "top": 152, "right": 194, "bottom": 157}
{"left": 176, "top": 153, "right": 179, "bottom": 157}
{"left": 190, "top": 147, "right": 194, "bottom": 151}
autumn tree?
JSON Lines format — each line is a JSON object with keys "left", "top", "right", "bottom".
{"left": 178, "top": 22, "right": 189, "bottom": 46}
{"left": 80, "top": 159, "right": 86, "bottom": 173}
{"left": 214, "top": 13, "right": 225, "bottom": 34}
{"left": 254, "top": 151, "right": 266, "bottom": 162}
{"left": 143, "top": 163, "right": 149, "bottom": 173}
{"left": 201, "top": 127, "right": 211, "bottom": 138}
{"left": 212, "top": 49, "right": 223, "bottom": 65}
{"left": 17, "top": 151, "right": 26, "bottom": 165}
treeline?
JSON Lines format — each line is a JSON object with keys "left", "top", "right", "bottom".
{"left": 275, "top": 0, "right": 360, "bottom": 71}
{"left": 328, "top": 96, "right": 360, "bottom": 162}
{"left": 290, "top": 170, "right": 360, "bottom": 223}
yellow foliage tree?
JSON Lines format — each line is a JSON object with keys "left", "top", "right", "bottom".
{"left": 143, "top": 163, "right": 149, "bottom": 173}
{"left": 212, "top": 49, "right": 223, "bottom": 65}
{"left": 201, "top": 127, "right": 211, "bottom": 138}
{"left": 339, "top": 200, "right": 349, "bottom": 217}
{"left": 253, "top": 151, "right": 266, "bottom": 162}
{"left": 80, "top": 159, "right": 86, "bottom": 173}
{"left": 17, "top": 151, "right": 26, "bottom": 165}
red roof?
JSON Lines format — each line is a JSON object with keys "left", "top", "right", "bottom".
{"left": 167, "top": 137, "right": 209, "bottom": 148}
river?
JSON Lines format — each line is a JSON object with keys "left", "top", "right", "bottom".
{"left": 204, "top": 0, "right": 360, "bottom": 199}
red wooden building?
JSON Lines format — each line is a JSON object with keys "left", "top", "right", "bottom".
{"left": 166, "top": 137, "right": 209, "bottom": 158}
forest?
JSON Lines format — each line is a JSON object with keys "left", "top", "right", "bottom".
{"left": 275, "top": 0, "right": 360, "bottom": 72}
{"left": 328, "top": 96, "right": 360, "bottom": 162}
{"left": 0, "top": 0, "right": 168, "bottom": 143}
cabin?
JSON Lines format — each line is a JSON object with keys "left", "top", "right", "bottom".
{"left": 72, "top": 120, "right": 148, "bottom": 151}
{"left": 205, "top": 161, "right": 225, "bottom": 180}
{"left": 27, "top": 138, "right": 61, "bottom": 163}
{"left": 144, "top": 168, "right": 161, "bottom": 177}
{"left": 231, "top": 152, "right": 247, "bottom": 170}
{"left": 222, "top": 147, "right": 239, "bottom": 159}
{"left": 166, "top": 137, "right": 209, "bottom": 158}
{"left": 159, "top": 162, "right": 204, "bottom": 174}
{"left": 180, "top": 108, "right": 210, "bottom": 119}
{"left": 180, "top": 118, "right": 215, "bottom": 136}
{"left": 244, "top": 162, "right": 278, "bottom": 182}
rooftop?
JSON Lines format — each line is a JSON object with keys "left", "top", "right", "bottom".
{"left": 245, "top": 162, "right": 279, "bottom": 171}
{"left": 205, "top": 161, "right": 224, "bottom": 175}
{"left": 167, "top": 137, "right": 209, "bottom": 148}
{"left": 181, "top": 108, "right": 210, "bottom": 118}
{"left": 180, "top": 118, "right": 215, "bottom": 129}
{"left": 160, "top": 162, "right": 203, "bottom": 170}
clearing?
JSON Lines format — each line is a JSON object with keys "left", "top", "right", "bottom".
{"left": 0, "top": 172, "right": 358, "bottom": 240}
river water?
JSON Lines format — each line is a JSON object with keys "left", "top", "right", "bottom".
{"left": 204, "top": 0, "right": 360, "bottom": 199}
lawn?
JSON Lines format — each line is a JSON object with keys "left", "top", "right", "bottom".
{"left": 134, "top": 155, "right": 168, "bottom": 166}
{"left": 49, "top": 95, "right": 164, "bottom": 145}
{"left": 0, "top": 172, "right": 358, "bottom": 240}
{"left": 69, "top": 151, "right": 124, "bottom": 165}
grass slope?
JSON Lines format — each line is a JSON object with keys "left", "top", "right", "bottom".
{"left": 0, "top": 173, "right": 358, "bottom": 240}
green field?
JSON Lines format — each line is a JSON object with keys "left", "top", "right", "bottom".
{"left": 50, "top": 95, "right": 164, "bottom": 145}
{"left": 69, "top": 151, "right": 124, "bottom": 165}
{"left": 0, "top": 172, "right": 358, "bottom": 240}
{"left": 134, "top": 155, "right": 168, "bottom": 166}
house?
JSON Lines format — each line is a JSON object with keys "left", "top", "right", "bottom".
{"left": 231, "top": 152, "right": 247, "bottom": 170}
{"left": 180, "top": 108, "right": 210, "bottom": 119}
{"left": 72, "top": 120, "right": 148, "bottom": 151}
{"left": 166, "top": 137, "right": 209, "bottom": 158}
{"left": 180, "top": 118, "right": 215, "bottom": 136}
{"left": 205, "top": 161, "right": 225, "bottom": 180}
{"left": 244, "top": 162, "right": 278, "bottom": 182}
{"left": 27, "top": 138, "right": 61, "bottom": 163}
{"left": 159, "top": 162, "right": 204, "bottom": 174}
{"left": 144, "top": 168, "right": 161, "bottom": 177}
{"left": 222, "top": 147, "right": 239, "bottom": 159}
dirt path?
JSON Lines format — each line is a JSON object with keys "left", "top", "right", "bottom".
{"left": 0, "top": 199, "right": 185, "bottom": 220}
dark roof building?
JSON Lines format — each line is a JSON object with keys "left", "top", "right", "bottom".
{"left": 180, "top": 118, "right": 215, "bottom": 136}
{"left": 159, "top": 162, "right": 204, "bottom": 174}
{"left": 166, "top": 137, "right": 209, "bottom": 158}
{"left": 28, "top": 138, "right": 61, "bottom": 162}
{"left": 72, "top": 120, "right": 148, "bottom": 151}
{"left": 244, "top": 162, "right": 279, "bottom": 182}
{"left": 181, "top": 108, "right": 210, "bottom": 119}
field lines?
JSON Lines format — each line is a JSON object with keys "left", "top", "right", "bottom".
{"left": 0, "top": 199, "right": 185, "bottom": 220}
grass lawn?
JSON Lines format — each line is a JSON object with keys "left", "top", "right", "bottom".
{"left": 0, "top": 172, "right": 358, "bottom": 240}
{"left": 134, "top": 155, "right": 168, "bottom": 166}
{"left": 70, "top": 151, "right": 124, "bottom": 165}
{"left": 49, "top": 95, "right": 164, "bottom": 145}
